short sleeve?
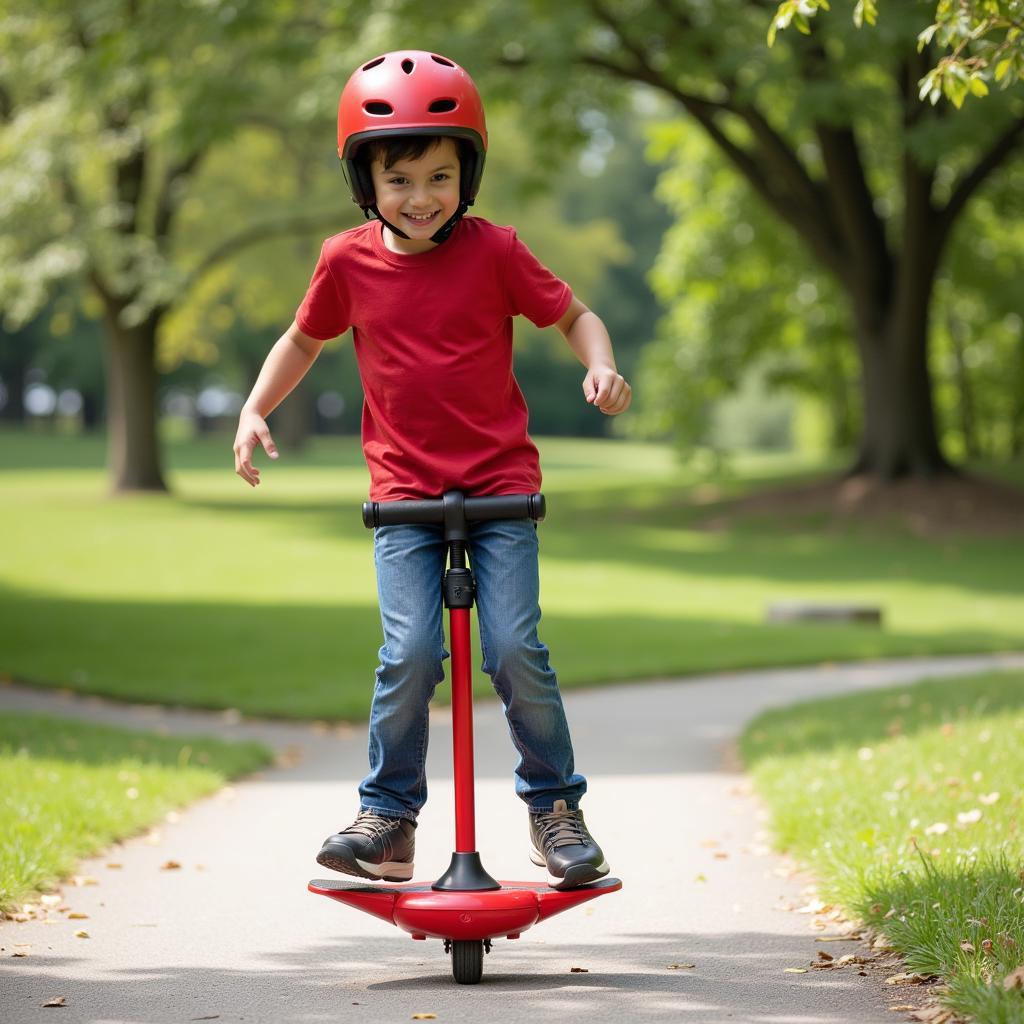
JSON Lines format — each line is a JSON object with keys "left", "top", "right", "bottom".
{"left": 296, "top": 242, "right": 350, "bottom": 341}
{"left": 504, "top": 231, "right": 572, "bottom": 328}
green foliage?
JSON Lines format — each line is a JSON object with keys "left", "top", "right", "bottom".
{"left": 932, "top": 159, "right": 1024, "bottom": 460}
{"left": 625, "top": 117, "right": 858, "bottom": 455}
{"left": 0, "top": 1, "right": 363, "bottom": 329}
{"left": 0, "top": 712, "right": 270, "bottom": 912}
{"left": 742, "top": 670, "right": 1024, "bottom": 1021}
{"left": 770, "top": 0, "right": 1024, "bottom": 105}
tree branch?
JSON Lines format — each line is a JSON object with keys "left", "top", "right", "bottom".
{"left": 153, "top": 149, "right": 205, "bottom": 247}
{"left": 937, "top": 114, "right": 1024, "bottom": 247}
{"left": 179, "top": 211, "right": 347, "bottom": 301}
{"left": 577, "top": 4, "right": 845, "bottom": 277}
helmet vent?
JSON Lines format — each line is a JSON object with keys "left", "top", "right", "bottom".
{"left": 364, "top": 101, "right": 393, "bottom": 115}
{"left": 431, "top": 55, "right": 455, "bottom": 67}
{"left": 361, "top": 57, "right": 385, "bottom": 71}
{"left": 401, "top": 58, "right": 415, "bottom": 74}
{"left": 428, "top": 99, "right": 457, "bottom": 113}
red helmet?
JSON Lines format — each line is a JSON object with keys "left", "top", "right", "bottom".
{"left": 337, "top": 51, "right": 487, "bottom": 211}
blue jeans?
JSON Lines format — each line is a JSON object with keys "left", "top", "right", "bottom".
{"left": 360, "top": 517, "right": 587, "bottom": 822}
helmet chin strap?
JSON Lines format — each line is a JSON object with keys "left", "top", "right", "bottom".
{"left": 365, "top": 201, "right": 471, "bottom": 245}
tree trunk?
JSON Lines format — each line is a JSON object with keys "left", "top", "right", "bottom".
{"left": 101, "top": 300, "right": 167, "bottom": 493}
{"left": 270, "top": 380, "right": 313, "bottom": 451}
{"left": 849, "top": 277, "right": 954, "bottom": 480}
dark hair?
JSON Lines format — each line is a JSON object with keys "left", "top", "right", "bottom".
{"left": 357, "top": 134, "right": 472, "bottom": 173}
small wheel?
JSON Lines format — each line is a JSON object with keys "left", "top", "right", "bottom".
{"left": 451, "top": 939, "right": 484, "bottom": 984}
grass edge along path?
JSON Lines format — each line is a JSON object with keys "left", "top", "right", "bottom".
{"left": 741, "top": 670, "right": 1024, "bottom": 1023}
{"left": 0, "top": 712, "right": 272, "bottom": 916}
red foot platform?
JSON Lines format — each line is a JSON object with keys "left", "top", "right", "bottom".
{"left": 308, "top": 877, "right": 622, "bottom": 942}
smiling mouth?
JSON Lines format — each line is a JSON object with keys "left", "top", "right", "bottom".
{"left": 403, "top": 211, "right": 440, "bottom": 224}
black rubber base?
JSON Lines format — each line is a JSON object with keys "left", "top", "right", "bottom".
{"left": 432, "top": 851, "right": 501, "bottom": 892}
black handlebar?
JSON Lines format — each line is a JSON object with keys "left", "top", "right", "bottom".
{"left": 363, "top": 492, "right": 546, "bottom": 529}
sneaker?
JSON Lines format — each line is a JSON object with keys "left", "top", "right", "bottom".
{"left": 316, "top": 811, "right": 415, "bottom": 882}
{"left": 529, "top": 799, "right": 609, "bottom": 890}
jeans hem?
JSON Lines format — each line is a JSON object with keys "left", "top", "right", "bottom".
{"left": 527, "top": 800, "right": 581, "bottom": 814}
{"left": 360, "top": 804, "right": 418, "bottom": 824}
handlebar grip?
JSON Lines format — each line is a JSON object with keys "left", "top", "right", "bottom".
{"left": 362, "top": 492, "right": 546, "bottom": 529}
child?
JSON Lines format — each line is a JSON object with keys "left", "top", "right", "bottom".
{"left": 233, "top": 51, "right": 631, "bottom": 890}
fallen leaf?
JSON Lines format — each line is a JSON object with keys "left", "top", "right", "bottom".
{"left": 911, "top": 1007, "right": 954, "bottom": 1022}
{"left": 713, "top": 851, "right": 729, "bottom": 860}
{"left": 73, "top": 930, "right": 89, "bottom": 939}
{"left": 160, "top": 861, "right": 182, "bottom": 871}
{"left": 189, "top": 1017, "right": 220, "bottom": 1021}
{"left": 106, "top": 863, "right": 123, "bottom": 870}
{"left": 784, "top": 968, "right": 807, "bottom": 973}
{"left": 885, "top": 972, "right": 933, "bottom": 985}
{"left": 959, "top": 941, "right": 976, "bottom": 954}
{"left": 41, "top": 996, "right": 66, "bottom": 1007}
{"left": 67, "top": 913, "right": 88, "bottom": 921}
{"left": 796, "top": 899, "right": 829, "bottom": 914}
{"left": 570, "top": 966, "right": 589, "bottom": 973}
{"left": 12, "top": 951, "right": 29, "bottom": 957}
{"left": 40, "top": 895, "right": 61, "bottom": 907}
{"left": 817, "top": 951, "right": 834, "bottom": 961}
{"left": 667, "top": 963, "right": 696, "bottom": 969}
{"left": 1004, "top": 965, "right": 1024, "bottom": 991}
{"left": 69, "top": 876, "right": 99, "bottom": 887}
{"left": 411, "top": 1016, "right": 437, "bottom": 1021}
{"left": 888, "top": 1006, "right": 917, "bottom": 1013}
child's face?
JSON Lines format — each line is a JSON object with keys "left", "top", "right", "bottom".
{"left": 370, "top": 137, "right": 462, "bottom": 247}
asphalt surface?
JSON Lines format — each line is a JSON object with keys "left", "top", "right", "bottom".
{"left": 3, "top": 652, "right": 1023, "bottom": 1024}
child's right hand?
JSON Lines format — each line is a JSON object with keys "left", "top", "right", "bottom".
{"left": 233, "top": 409, "right": 278, "bottom": 487}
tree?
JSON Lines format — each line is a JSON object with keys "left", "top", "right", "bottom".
{"left": 771, "top": 1, "right": 1024, "bottom": 106}
{"left": 0, "top": 2, "right": 357, "bottom": 491}
{"left": 396, "top": 0, "right": 1024, "bottom": 478}
{"left": 628, "top": 118, "right": 861, "bottom": 456}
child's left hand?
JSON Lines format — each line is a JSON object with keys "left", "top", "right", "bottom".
{"left": 584, "top": 366, "right": 632, "bottom": 416}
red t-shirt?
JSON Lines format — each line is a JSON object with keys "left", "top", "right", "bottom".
{"left": 296, "top": 217, "right": 572, "bottom": 501}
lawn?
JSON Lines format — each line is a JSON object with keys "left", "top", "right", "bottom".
{"left": 2, "top": 427, "right": 1023, "bottom": 719}
{"left": 0, "top": 712, "right": 271, "bottom": 914}
{"left": 741, "top": 670, "right": 1024, "bottom": 1023}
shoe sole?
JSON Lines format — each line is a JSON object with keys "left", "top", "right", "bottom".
{"left": 317, "top": 843, "right": 414, "bottom": 883}
{"left": 529, "top": 844, "right": 610, "bottom": 890}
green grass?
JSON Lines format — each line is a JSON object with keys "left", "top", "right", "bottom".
{"left": 741, "top": 670, "right": 1024, "bottom": 1023}
{"left": 2, "top": 427, "right": 1023, "bottom": 719}
{"left": 0, "top": 711, "right": 272, "bottom": 914}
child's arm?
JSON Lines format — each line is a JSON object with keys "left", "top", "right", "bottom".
{"left": 233, "top": 320, "right": 326, "bottom": 487}
{"left": 555, "top": 297, "right": 632, "bottom": 416}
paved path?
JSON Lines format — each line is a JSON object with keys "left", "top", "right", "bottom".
{"left": 3, "top": 653, "right": 1023, "bottom": 1024}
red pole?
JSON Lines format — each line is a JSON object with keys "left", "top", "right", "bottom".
{"left": 448, "top": 606, "right": 476, "bottom": 853}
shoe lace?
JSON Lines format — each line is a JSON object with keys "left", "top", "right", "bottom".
{"left": 534, "top": 808, "right": 588, "bottom": 852}
{"left": 343, "top": 811, "right": 401, "bottom": 840}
